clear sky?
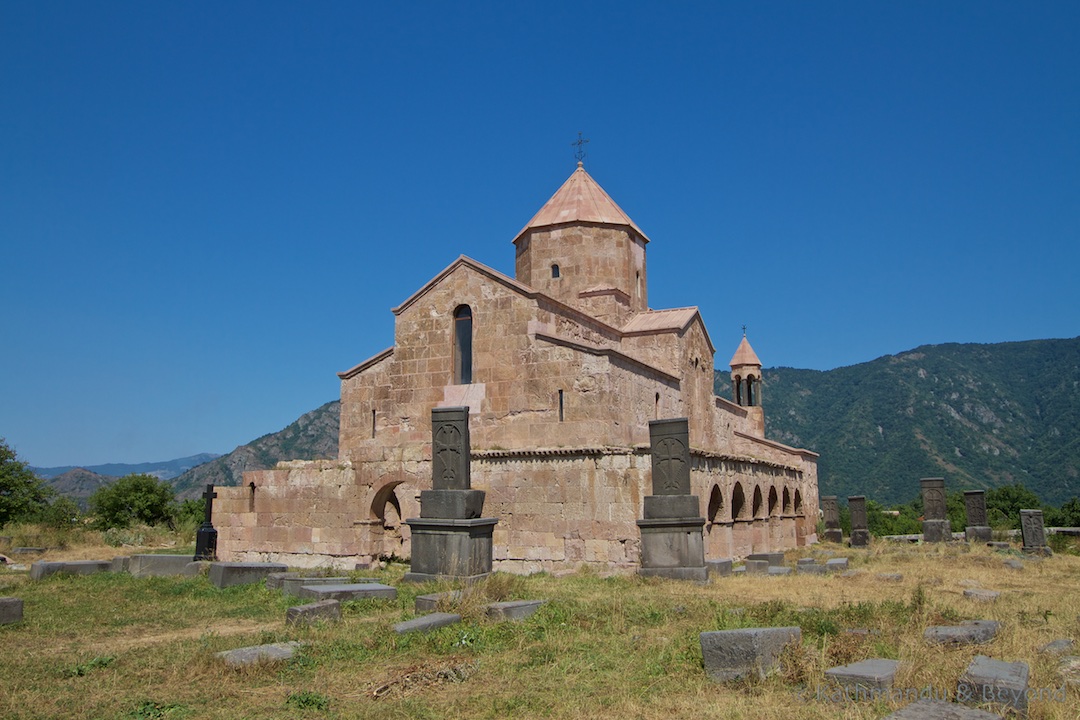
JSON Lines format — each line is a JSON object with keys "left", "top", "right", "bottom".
{"left": 3, "top": 2, "right": 1078, "bottom": 468}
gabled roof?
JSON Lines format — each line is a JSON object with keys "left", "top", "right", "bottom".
{"left": 729, "top": 335, "right": 762, "bottom": 367}
{"left": 513, "top": 163, "right": 649, "bottom": 244}
{"left": 622, "top": 307, "right": 716, "bottom": 354}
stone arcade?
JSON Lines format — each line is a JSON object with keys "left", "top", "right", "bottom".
{"left": 212, "top": 161, "right": 820, "bottom": 572}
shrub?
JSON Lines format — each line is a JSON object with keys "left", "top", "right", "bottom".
{"left": 89, "top": 474, "right": 178, "bottom": 530}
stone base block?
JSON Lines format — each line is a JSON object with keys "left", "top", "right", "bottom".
{"left": 744, "top": 559, "right": 769, "bottom": 574}
{"left": 636, "top": 516, "right": 705, "bottom": 579}
{"left": 0, "top": 597, "right": 24, "bottom": 625}
{"left": 209, "top": 562, "right": 289, "bottom": 588}
{"left": 850, "top": 529, "right": 871, "bottom": 547}
{"left": 924, "top": 620, "right": 1000, "bottom": 646}
{"left": 419, "top": 489, "right": 486, "bottom": 519}
{"left": 825, "top": 558, "right": 849, "bottom": 572}
{"left": 30, "top": 560, "right": 111, "bottom": 581}
{"left": 700, "top": 626, "right": 802, "bottom": 681}
{"left": 797, "top": 563, "right": 829, "bottom": 575}
{"left": 298, "top": 583, "right": 397, "bottom": 601}
{"left": 394, "top": 612, "right": 462, "bottom": 634}
{"left": 747, "top": 552, "right": 784, "bottom": 566}
{"left": 825, "top": 658, "right": 900, "bottom": 690}
{"left": 923, "top": 520, "right": 951, "bottom": 543}
{"left": 642, "top": 495, "right": 701, "bottom": 520}
{"left": 404, "top": 517, "right": 497, "bottom": 582}
{"left": 485, "top": 599, "right": 546, "bottom": 621}
{"left": 286, "top": 600, "right": 341, "bottom": 626}
{"left": 129, "top": 554, "right": 201, "bottom": 578}
{"left": 965, "top": 526, "right": 992, "bottom": 543}
{"left": 110, "top": 556, "right": 130, "bottom": 573}
{"left": 415, "top": 590, "right": 464, "bottom": 613}
{"left": 958, "top": 655, "right": 1030, "bottom": 715}
{"left": 1022, "top": 545, "right": 1052, "bottom": 556}
{"left": 216, "top": 641, "right": 301, "bottom": 667}
{"left": 823, "top": 528, "right": 844, "bottom": 544}
{"left": 706, "top": 559, "right": 732, "bottom": 577}
{"left": 882, "top": 698, "right": 1009, "bottom": 719}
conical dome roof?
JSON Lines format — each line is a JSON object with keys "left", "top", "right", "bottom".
{"left": 513, "top": 162, "right": 649, "bottom": 243}
{"left": 729, "top": 334, "right": 762, "bottom": 368}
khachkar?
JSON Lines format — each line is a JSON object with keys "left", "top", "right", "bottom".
{"left": 636, "top": 418, "right": 707, "bottom": 581}
{"left": 821, "top": 496, "right": 843, "bottom": 544}
{"left": 404, "top": 407, "right": 498, "bottom": 583}
{"left": 964, "top": 490, "right": 992, "bottom": 543}
{"left": 1020, "top": 509, "right": 1051, "bottom": 556}
{"left": 193, "top": 484, "right": 218, "bottom": 561}
{"left": 920, "top": 477, "right": 950, "bottom": 543}
{"left": 848, "top": 496, "right": 870, "bottom": 547}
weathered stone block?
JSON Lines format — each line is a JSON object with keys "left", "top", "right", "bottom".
{"left": 767, "top": 566, "right": 792, "bottom": 576}
{"left": 882, "top": 698, "right": 1007, "bottom": 719}
{"left": 0, "top": 597, "right": 24, "bottom": 625}
{"left": 923, "top": 519, "right": 951, "bottom": 544}
{"left": 924, "top": 620, "right": 1000, "bottom": 646}
{"left": 1038, "top": 638, "right": 1074, "bottom": 656}
{"left": 30, "top": 560, "right": 110, "bottom": 581}
{"left": 128, "top": 554, "right": 200, "bottom": 578}
{"left": 823, "top": 528, "right": 844, "bottom": 544}
{"left": 403, "top": 517, "right": 497, "bottom": 583}
{"left": 797, "top": 563, "right": 829, "bottom": 575}
{"left": 297, "top": 583, "right": 397, "bottom": 601}
{"left": 747, "top": 552, "right": 784, "bottom": 566}
{"left": 209, "top": 562, "right": 289, "bottom": 588}
{"left": 744, "top": 559, "right": 769, "bottom": 574}
{"left": 706, "top": 559, "right": 732, "bottom": 577}
{"left": 285, "top": 600, "right": 342, "bottom": 626}
{"left": 965, "top": 526, "right": 993, "bottom": 543}
{"left": 700, "top": 626, "right": 802, "bottom": 681}
{"left": 637, "top": 516, "right": 706, "bottom": 581}
{"left": 963, "top": 589, "right": 1000, "bottom": 603}
{"left": 825, "top": 658, "right": 900, "bottom": 690}
{"left": 957, "top": 655, "right": 1029, "bottom": 715}
{"left": 825, "top": 558, "right": 849, "bottom": 572}
{"left": 393, "top": 612, "right": 462, "bottom": 634}
{"left": 110, "top": 556, "right": 130, "bottom": 573}
{"left": 415, "top": 590, "right": 463, "bottom": 613}
{"left": 216, "top": 641, "right": 302, "bottom": 666}
{"left": 280, "top": 576, "right": 351, "bottom": 597}
{"left": 29, "top": 561, "right": 65, "bottom": 581}
{"left": 419, "top": 489, "right": 486, "bottom": 519}
{"left": 485, "top": 599, "right": 546, "bottom": 621}
{"left": 642, "top": 494, "right": 700, "bottom": 519}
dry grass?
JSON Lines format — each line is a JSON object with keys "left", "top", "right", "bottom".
{"left": 1, "top": 539, "right": 1078, "bottom": 719}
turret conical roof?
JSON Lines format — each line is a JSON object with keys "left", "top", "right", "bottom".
{"left": 729, "top": 334, "right": 762, "bottom": 368}
{"left": 513, "top": 162, "right": 649, "bottom": 243}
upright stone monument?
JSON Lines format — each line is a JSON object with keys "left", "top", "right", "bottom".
{"left": 821, "top": 496, "right": 843, "bottom": 544}
{"left": 194, "top": 484, "right": 218, "bottom": 561}
{"left": 1019, "top": 509, "right": 1051, "bottom": 556}
{"left": 920, "top": 477, "right": 950, "bottom": 543}
{"left": 849, "top": 496, "right": 870, "bottom": 547}
{"left": 636, "top": 418, "right": 707, "bottom": 581}
{"left": 404, "top": 407, "right": 498, "bottom": 583}
{"left": 964, "top": 490, "right": 992, "bottom": 543}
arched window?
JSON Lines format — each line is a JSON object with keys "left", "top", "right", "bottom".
{"left": 732, "top": 482, "right": 746, "bottom": 520}
{"left": 708, "top": 485, "right": 724, "bottom": 523}
{"left": 768, "top": 486, "right": 779, "bottom": 517}
{"left": 734, "top": 375, "right": 743, "bottom": 406}
{"left": 453, "top": 305, "right": 473, "bottom": 384}
{"left": 752, "top": 486, "right": 763, "bottom": 518}
{"left": 551, "top": 264, "right": 560, "bottom": 278}
{"left": 782, "top": 487, "right": 792, "bottom": 514}
{"left": 746, "top": 376, "right": 756, "bottom": 407}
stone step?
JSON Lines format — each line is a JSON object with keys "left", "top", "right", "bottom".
{"left": 285, "top": 600, "right": 342, "bottom": 626}
{"left": 208, "top": 562, "right": 289, "bottom": 588}
{"left": 298, "top": 583, "right": 397, "bottom": 601}
{"left": 484, "top": 600, "right": 546, "bottom": 621}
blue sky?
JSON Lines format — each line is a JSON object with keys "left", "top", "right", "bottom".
{"left": 3, "top": 2, "right": 1078, "bottom": 467}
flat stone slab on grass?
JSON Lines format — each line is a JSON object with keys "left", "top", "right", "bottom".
{"left": 924, "top": 620, "right": 1000, "bottom": 646}
{"left": 963, "top": 589, "right": 1000, "bottom": 603}
{"left": 797, "top": 563, "right": 829, "bottom": 575}
{"left": 825, "top": 558, "right": 849, "bottom": 572}
{"left": 882, "top": 698, "right": 1005, "bottom": 719}
{"left": 767, "top": 566, "right": 792, "bottom": 576}
{"left": 747, "top": 552, "right": 784, "bottom": 566}
{"left": 298, "top": 583, "right": 397, "bottom": 601}
{"left": 706, "top": 559, "right": 732, "bottom": 577}
{"left": 394, "top": 612, "right": 462, "bottom": 635}
{"left": 415, "top": 590, "right": 464, "bottom": 613}
{"left": 700, "top": 626, "right": 802, "bottom": 682}
{"left": 957, "top": 655, "right": 1029, "bottom": 715}
{"left": 128, "top": 554, "right": 201, "bottom": 578}
{"left": 485, "top": 600, "right": 546, "bottom": 622}
{"left": 280, "top": 576, "right": 351, "bottom": 597}
{"left": 216, "top": 641, "right": 302, "bottom": 667}
{"left": 877, "top": 573, "right": 903, "bottom": 582}
{"left": 286, "top": 600, "right": 341, "bottom": 626}
{"left": 0, "top": 597, "right": 24, "bottom": 625}
{"left": 1039, "top": 639, "right": 1075, "bottom": 656}
{"left": 30, "top": 560, "right": 111, "bottom": 581}
{"left": 825, "top": 658, "right": 900, "bottom": 690}
{"left": 1002, "top": 559, "right": 1024, "bottom": 570}
{"left": 208, "top": 562, "right": 289, "bottom": 589}
{"left": 744, "top": 559, "right": 769, "bottom": 574}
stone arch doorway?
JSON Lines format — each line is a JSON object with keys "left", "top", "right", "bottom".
{"left": 371, "top": 482, "right": 405, "bottom": 559}
{"left": 708, "top": 484, "right": 724, "bottom": 523}
{"left": 752, "top": 486, "right": 764, "bottom": 519}
{"left": 731, "top": 482, "right": 747, "bottom": 521}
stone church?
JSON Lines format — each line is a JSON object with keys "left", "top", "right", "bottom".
{"left": 213, "top": 162, "right": 820, "bottom": 572}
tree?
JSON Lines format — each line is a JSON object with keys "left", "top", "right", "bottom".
{"left": 89, "top": 473, "right": 177, "bottom": 529}
{"left": 986, "top": 483, "right": 1043, "bottom": 529}
{"left": 0, "top": 437, "right": 54, "bottom": 526}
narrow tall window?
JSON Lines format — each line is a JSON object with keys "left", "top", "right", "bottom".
{"left": 371, "top": 409, "right": 376, "bottom": 438}
{"left": 551, "top": 264, "right": 560, "bottom": 278}
{"left": 248, "top": 482, "right": 256, "bottom": 513}
{"left": 558, "top": 389, "right": 564, "bottom": 421}
{"left": 453, "top": 305, "right": 473, "bottom": 384}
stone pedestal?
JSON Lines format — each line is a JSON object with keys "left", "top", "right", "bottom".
{"left": 965, "top": 526, "right": 992, "bottom": 543}
{"left": 404, "top": 407, "right": 498, "bottom": 583}
{"left": 850, "top": 529, "right": 871, "bottom": 547}
{"left": 823, "top": 528, "right": 844, "bottom": 544}
{"left": 922, "top": 519, "right": 951, "bottom": 543}
{"left": 637, "top": 418, "right": 706, "bottom": 581}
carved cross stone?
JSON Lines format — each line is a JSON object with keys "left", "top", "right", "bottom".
{"left": 822, "top": 496, "right": 840, "bottom": 528}
{"left": 431, "top": 407, "right": 471, "bottom": 490}
{"left": 920, "top": 478, "right": 947, "bottom": 521}
{"left": 964, "top": 491, "right": 988, "bottom": 527}
{"left": 849, "top": 496, "right": 868, "bottom": 531}
{"left": 1020, "top": 509, "right": 1047, "bottom": 550}
{"left": 202, "top": 484, "right": 217, "bottom": 525}
{"left": 649, "top": 418, "right": 691, "bottom": 496}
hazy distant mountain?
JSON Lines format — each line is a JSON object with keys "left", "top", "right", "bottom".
{"left": 32, "top": 453, "right": 221, "bottom": 482}
{"left": 45, "top": 467, "right": 116, "bottom": 507}
{"left": 170, "top": 400, "right": 339, "bottom": 498}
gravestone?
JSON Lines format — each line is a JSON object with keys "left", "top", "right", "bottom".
{"left": 208, "top": 561, "right": 288, "bottom": 588}
{"left": 394, "top": 612, "right": 462, "bottom": 634}
{"left": 821, "top": 496, "right": 843, "bottom": 543}
{"left": 699, "top": 626, "right": 802, "bottom": 681}
{"left": 285, "top": 600, "right": 341, "bottom": 626}
{"left": 924, "top": 620, "right": 1000, "bottom": 646}
{"left": 0, "top": 597, "right": 23, "bottom": 625}
{"left": 484, "top": 599, "right": 546, "bottom": 621}
{"left": 963, "top": 490, "right": 992, "bottom": 543}
{"left": 825, "top": 658, "right": 900, "bottom": 690}
{"left": 957, "top": 655, "right": 1030, "bottom": 715}
{"left": 882, "top": 699, "right": 1006, "bottom": 719}
{"left": 636, "top": 418, "right": 707, "bottom": 581}
{"left": 848, "top": 496, "right": 870, "bottom": 547}
{"left": 404, "top": 407, "right": 497, "bottom": 583}
{"left": 920, "top": 478, "right": 950, "bottom": 543}
{"left": 297, "top": 582, "right": 397, "bottom": 601}
{"left": 128, "top": 554, "right": 201, "bottom": 578}
{"left": 1020, "top": 509, "right": 1051, "bottom": 555}
{"left": 216, "top": 641, "right": 302, "bottom": 667}
{"left": 193, "top": 484, "right": 218, "bottom": 561}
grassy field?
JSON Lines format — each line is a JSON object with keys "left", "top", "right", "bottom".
{"left": 2, "top": 536, "right": 1078, "bottom": 719}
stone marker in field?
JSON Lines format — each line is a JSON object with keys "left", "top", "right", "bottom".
{"left": 280, "top": 576, "right": 354, "bottom": 597}
{"left": 29, "top": 560, "right": 111, "bottom": 581}
{"left": 822, "top": 496, "right": 844, "bottom": 544}
{"left": 957, "top": 655, "right": 1030, "bottom": 715}
{"left": 825, "top": 658, "right": 900, "bottom": 690}
{"left": 128, "top": 554, "right": 202, "bottom": 578}
{"left": 636, "top": 418, "right": 707, "bottom": 581}
{"left": 404, "top": 407, "right": 497, "bottom": 583}
{"left": 963, "top": 491, "right": 992, "bottom": 543}
{"left": 216, "top": 641, "right": 302, "bottom": 666}
{"left": 699, "top": 626, "right": 802, "bottom": 681}
{"left": 193, "top": 483, "right": 219, "bottom": 561}
{"left": 285, "top": 600, "right": 342, "bottom": 626}
{"left": 394, "top": 612, "right": 462, "bottom": 634}
{"left": 882, "top": 698, "right": 1006, "bottom": 719}
{"left": 484, "top": 599, "right": 546, "bottom": 622}
{"left": 0, "top": 597, "right": 23, "bottom": 625}
{"left": 924, "top": 620, "right": 1000, "bottom": 646}
{"left": 920, "top": 478, "right": 950, "bottom": 543}
{"left": 297, "top": 582, "right": 397, "bottom": 601}
{"left": 1020, "top": 509, "right": 1051, "bottom": 555}
{"left": 209, "top": 561, "right": 288, "bottom": 588}
{"left": 848, "top": 496, "right": 870, "bottom": 547}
